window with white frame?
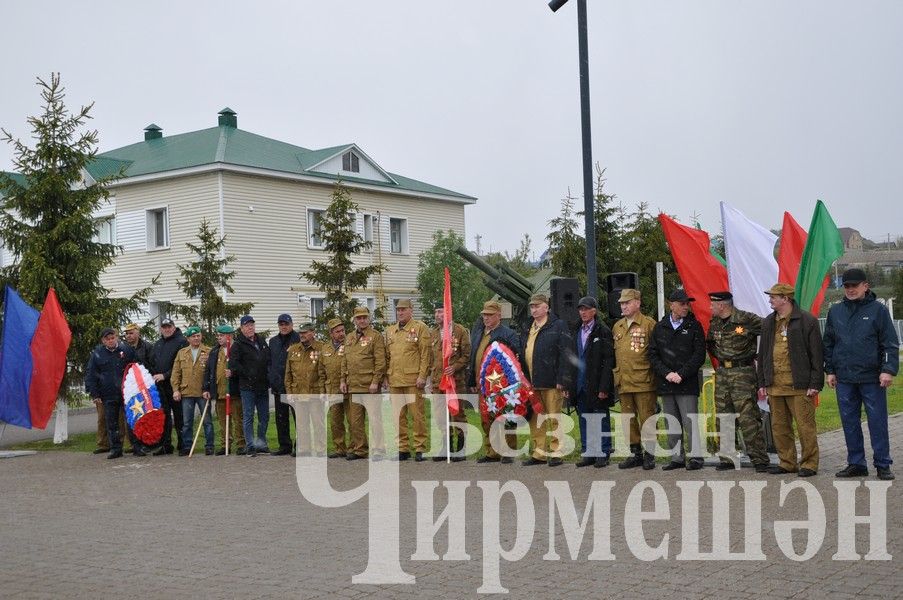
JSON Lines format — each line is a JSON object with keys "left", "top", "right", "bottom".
{"left": 308, "top": 208, "right": 325, "bottom": 248}
{"left": 93, "top": 216, "right": 116, "bottom": 245}
{"left": 389, "top": 217, "right": 407, "bottom": 254}
{"left": 363, "top": 214, "right": 374, "bottom": 243}
{"left": 310, "top": 298, "right": 326, "bottom": 320}
{"left": 342, "top": 151, "right": 360, "bottom": 173}
{"left": 146, "top": 208, "right": 169, "bottom": 250}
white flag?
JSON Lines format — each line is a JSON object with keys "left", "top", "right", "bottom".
{"left": 721, "top": 202, "right": 778, "bottom": 318}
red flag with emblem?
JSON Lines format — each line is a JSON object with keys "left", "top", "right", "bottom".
{"left": 439, "top": 267, "right": 460, "bottom": 416}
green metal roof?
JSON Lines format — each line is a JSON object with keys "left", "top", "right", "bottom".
{"left": 94, "top": 123, "right": 475, "bottom": 201}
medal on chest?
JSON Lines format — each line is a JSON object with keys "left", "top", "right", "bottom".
{"left": 734, "top": 326, "right": 745, "bottom": 335}
{"left": 309, "top": 350, "right": 319, "bottom": 362}
{"left": 630, "top": 329, "right": 646, "bottom": 352}
{"left": 359, "top": 336, "right": 370, "bottom": 347}
{"left": 406, "top": 329, "right": 418, "bottom": 343}
{"left": 780, "top": 327, "right": 787, "bottom": 342}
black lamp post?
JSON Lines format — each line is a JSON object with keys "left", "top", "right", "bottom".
{"left": 549, "top": 0, "right": 598, "bottom": 299}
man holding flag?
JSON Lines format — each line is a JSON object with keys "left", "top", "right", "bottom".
{"left": 430, "top": 303, "right": 471, "bottom": 462}
{"left": 204, "top": 324, "right": 244, "bottom": 455}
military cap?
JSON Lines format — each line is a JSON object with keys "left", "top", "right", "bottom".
{"left": 240, "top": 315, "right": 255, "bottom": 326}
{"left": 352, "top": 306, "right": 370, "bottom": 318}
{"left": 528, "top": 293, "right": 549, "bottom": 306}
{"left": 298, "top": 322, "right": 316, "bottom": 332}
{"left": 277, "top": 313, "right": 293, "bottom": 324}
{"left": 100, "top": 327, "right": 117, "bottom": 339}
{"left": 577, "top": 296, "right": 598, "bottom": 309}
{"left": 123, "top": 322, "right": 140, "bottom": 332}
{"left": 185, "top": 326, "right": 201, "bottom": 337}
{"left": 481, "top": 300, "right": 502, "bottom": 315}
{"left": 764, "top": 283, "right": 795, "bottom": 297}
{"left": 709, "top": 291, "right": 733, "bottom": 302}
{"left": 617, "top": 288, "right": 641, "bottom": 303}
{"left": 326, "top": 318, "right": 344, "bottom": 331}
{"left": 667, "top": 289, "right": 695, "bottom": 302}
{"left": 215, "top": 324, "right": 235, "bottom": 334}
{"left": 841, "top": 268, "right": 867, "bottom": 284}
{"left": 396, "top": 299, "right": 413, "bottom": 309}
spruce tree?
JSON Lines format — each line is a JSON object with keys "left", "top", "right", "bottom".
{"left": 416, "top": 230, "right": 491, "bottom": 328}
{"left": 0, "top": 73, "right": 156, "bottom": 387}
{"left": 301, "top": 181, "right": 386, "bottom": 326}
{"left": 170, "top": 218, "right": 253, "bottom": 342}
{"left": 545, "top": 191, "right": 587, "bottom": 287}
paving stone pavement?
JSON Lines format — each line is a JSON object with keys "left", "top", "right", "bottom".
{"left": 1, "top": 415, "right": 901, "bottom": 599}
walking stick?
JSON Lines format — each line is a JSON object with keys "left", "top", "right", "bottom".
{"left": 189, "top": 399, "right": 211, "bottom": 457}
{"left": 225, "top": 337, "right": 232, "bottom": 456}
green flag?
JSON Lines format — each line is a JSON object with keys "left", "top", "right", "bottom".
{"left": 795, "top": 200, "right": 844, "bottom": 312}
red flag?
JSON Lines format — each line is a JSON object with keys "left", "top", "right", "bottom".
{"left": 28, "top": 288, "right": 72, "bottom": 429}
{"left": 658, "top": 214, "right": 729, "bottom": 335}
{"left": 439, "top": 267, "right": 460, "bottom": 416}
{"left": 777, "top": 211, "right": 829, "bottom": 317}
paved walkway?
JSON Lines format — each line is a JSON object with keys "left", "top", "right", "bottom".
{"left": 1, "top": 416, "right": 900, "bottom": 598}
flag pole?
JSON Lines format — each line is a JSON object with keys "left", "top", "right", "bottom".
{"left": 224, "top": 337, "right": 232, "bottom": 456}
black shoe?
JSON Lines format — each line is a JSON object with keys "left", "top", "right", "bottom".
{"left": 619, "top": 455, "right": 643, "bottom": 469}
{"left": 715, "top": 461, "right": 736, "bottom": 471}
{"left": 93, "top": 448, "right": 108, "bottom": 455}
{"left": 163, "top": 446, "right": 175, "bottom": 455}
{"left": 273, "top": 448, "right": 292, "bottom": 456}
{"left": 205, "top": 448, "right": 214, "bottom": 456}
{"left": 798, "top": 468, "right": 817, "bottom": 477}
{"left": 451, "top": 456, "right": 466, "bottom": 463}
{"left": 395, "top": 452, "right": 411, "bottom": 461}
{"left": 877, "top": 467, "right": 895, "bottom": 480}
{"left": 522, "top": 457, "right": 545, "bottom": 466}
{"left": 548, "top": 458, "right": 563, "bottom": 467}
{"left": 257, "top": 447, "right": 271, "bottom": 454}
{"left": 500, "top": 457, "right": 513, "bottom": 464}
{"left": 327, "top": 452, "right": 345, "bottom": 459}
{"left": 247, "top": 447, "right": 257, "bottom": 457}
{"left": 236, "top": 447, "right": 247, "bottom": 456}
{"left": 768, "top": 466, "right": 792, "bottom": 475}
{"left": 432, "top": 455, "right": 447, "bottom": 462}
{"left": 151, "top": 447, "right": 165, "bottom": 456}
{"left": 754, "top": 463, "right": 770, "bottom": 473}
{"left": 107, "top": 450, "right": 123, "bottom": 459}
{"left": 132, "top": 448, "right": 146, "bottom": 457}
{"left": 686, "top": 459, "right": 703, "bottom": 471}
{"left": 178, "top": 449, "right": 190, "bottom": 457}
{"left": 346, "top": 453, "right": 365, "bottom": 461}
{"left": 575, "top": 457, "right": 595, "bottom": 468}
{"left": 594, "top": 456, "right": 610, "bottom": 468}
{"left": 215, "top": 448, "right": 226, "bottom": 456}
{"left": 662, "top": 461, "right": 685, "bottom": 471}
{"left": 836, "top": 464, "right": 868, "bottom": 477}
{"left": 414, "top": 452, "right": 425, "bottom": 462}
{"left": 642, "top": 454, "right": 656, "bottom": 470}
{"left": 477, "top": 456, "right": 500, "bottom": 464}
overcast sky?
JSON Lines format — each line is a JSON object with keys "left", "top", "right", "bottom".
{"left": 2, "top": 1, "right": 901, "bottom": 255}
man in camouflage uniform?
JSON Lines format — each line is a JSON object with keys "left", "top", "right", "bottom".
{"left": 203, "top": 324, "right": 245, "bottom": 455}
{"left": 285, "top": 322, "right": 326, "bottom": 456}
{"left": 430, "top": 307, "right": 471, "bottom": 462}
{"left": 612, "top": 289, "right": 659, "bottom": 470}
{"left": 706, "top": 291, "right": 769, "bottom": 472}
{"left": 341, "top": 306, "right": 387, "bottom": 460}
{"left": 319, "top": 318, "right": 349, "bottom": 458}
{"left": 385, "top": 299, "right": 432, "bottom": 461}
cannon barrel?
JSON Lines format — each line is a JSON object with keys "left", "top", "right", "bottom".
{"left": 498, "top": 264, "right": 534, "bottom": 294}
{"left": 455, "top": 246, "right": 504, "bottom": 280}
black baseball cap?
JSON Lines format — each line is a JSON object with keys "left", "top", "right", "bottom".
{"left": 841, "top": 268, "right": 867, "bottom": 285}
{"left": 577, "top": 296, "right": 598, "bottom": 309}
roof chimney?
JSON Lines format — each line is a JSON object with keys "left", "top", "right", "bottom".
{"left": 144, "top": 124, "right": 163, "bottom": 140}
{"left": 218, "top": 107, "right": 237, "bottom": 128}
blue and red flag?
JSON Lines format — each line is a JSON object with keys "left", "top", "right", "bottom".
{"left": 0, "top": 286, "right": 72, "bottom": 429}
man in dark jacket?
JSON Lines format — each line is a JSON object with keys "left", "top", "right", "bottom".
{"left": 520, "top": 293, "right": 573, "bottom": 467}
{"left": 230, "top": 315, "right": 272, "bottom": 456}
{"left": 756, "top": 283, "right": 823, "bottom": 477}
{"left": 269, "top": 313, "right": 301, "bottom": 456}
{"left": 151, "top": 318, "right": 188, "bottom": 454}
{"left": 203, "top": 324, "right": 245, "bottom": 455}
{"left": 648, "top": 289, "right": 707, "bottom": 470}
{"left": 824, "top": 268, "right": 899, "bottom": 481}
{"left": 85, "top": 328, "right": 136, "bottom": 459}
{"left": 571, "top": 297, "right": 615, "bottom": 468}
{"left": 469, "top": 300, "right": 522, "bottom": 464}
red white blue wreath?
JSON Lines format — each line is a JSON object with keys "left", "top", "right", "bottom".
{"left": 122, "top": 363, "right": 165, "bottom": 447}
{"left": 478, "top": 341, "right": 540, "bottom": 424}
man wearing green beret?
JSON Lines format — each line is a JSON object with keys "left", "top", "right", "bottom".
{"left": 171, "top": 326, "right": 213, "bottom": 455}
{"left": 204, "top": 324, "right": 245, "bottom": 454}
{"left": 757, "top": 283, "right": 823, "bottom": 476}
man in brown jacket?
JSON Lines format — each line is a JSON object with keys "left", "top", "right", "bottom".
{"left": 385, "top": 299, "right": 432, "bottom": 461}
{"left": 430, "top": 307, "right": 471, "bottom": 462}
{"left": 285, "top": 322, "right": 326, "bottom": 456}
{"left": 612, "top": 289, "right": 658, "bottom": 470}
{"left": 757, "top": 283, "right": 823, "bottom": 476}
{"left": 341, "top": 306, "right": 387, "bottom": 460}
{"left": 171, "top": 326, "right": 213, "bottom": 455}
{"left": 319, "top": 318, "right": 350, "bottom": 458}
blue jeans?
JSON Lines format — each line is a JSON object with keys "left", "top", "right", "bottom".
{"left": 241, "top": 389, "right": 270, "bottom": 451}
{"left": 181, "top": 397, "right": 214, "bottom": 450}
{"left": 575, "top": 390, "right": 612, "bottom": 457}
{"left": 836, "top": 382, "right": 892, "bottom": 468}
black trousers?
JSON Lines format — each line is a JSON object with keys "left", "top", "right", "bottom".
{"left": 103, "top": 397, "right": 135, "bottom": 452}
{"left": 273, "top": 392, "right": 296, "bottom": 451}
{"left": 159, "top": 381, "right": 184, "bottom": 451}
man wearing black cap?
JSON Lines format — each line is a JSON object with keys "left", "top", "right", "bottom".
{"left": 570, "top": 296, "right": 615, "bottom": 468}
{"left": 824, "top": 268, "right": 899, "bottom": 480}
{"left": 706, "top": 291, "right": 769, "bottom": 472}
{"left": 151, "top": 318, "right": 188, "bottom": 454}
{"left": 269, "top": 313, "right": 300, "bottom": 456}
{"left": 648, "top": 289, "right": 706, "bottom": 470}
{"left": 230, "top": 315, "right": 272, "bottom": 456}
{"left": 85, "top": 328, "right": 136, "bottom": 459}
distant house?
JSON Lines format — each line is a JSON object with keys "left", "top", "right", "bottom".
{"left": 838, "top": 227, "right": 864, "bottom": 251}
{"left": 3, "top": 108, "right": 476, "bottom": 327}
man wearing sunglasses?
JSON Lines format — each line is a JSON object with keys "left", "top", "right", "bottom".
{"left": 824, "top": 268, "right": 899, "bottom": 481}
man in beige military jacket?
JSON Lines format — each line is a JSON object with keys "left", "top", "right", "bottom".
{"left": 319, "top": 317, "right": 351, "bottom": 458}
{"left": 340, "top": 306, "right": 387, "bottom": 460}
{"left": 430, "top": 307, "right": 471, "bottom": 462}
{"left": 285, "top": 322, "right": 326, "bottom": 456}
{"left": 171, "top": 326, "right": 213, "bottom": 456}
{"left": 384, "top": 299, "right": 432, "bottom": 461}
{"left": 612, "top": 289, "right": 659, "bottom": 470}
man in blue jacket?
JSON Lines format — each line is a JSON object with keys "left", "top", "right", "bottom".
{"left": 824, "top": 268, "right": 899, "bottom": 481}
{"left": 85, "top": 328, "right": 136, "bottom": 459}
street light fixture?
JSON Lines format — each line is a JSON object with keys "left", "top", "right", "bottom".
{"left": 548, "top": 0, "right": 598, "bottom": 299}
